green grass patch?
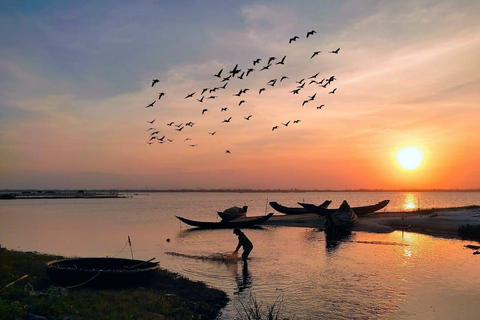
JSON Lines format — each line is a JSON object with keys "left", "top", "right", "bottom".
{"left": 0, "top": 247, "right": 228, "bottom": 320}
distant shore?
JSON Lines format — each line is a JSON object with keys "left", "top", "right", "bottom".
{"left": 264, "top": 206, "right": 480, "bottom": 240}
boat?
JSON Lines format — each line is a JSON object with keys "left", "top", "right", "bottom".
{"left": 217, "top": 205, "right": 248, "bottom": 221}
{"left": 303, "top": 200, "right": 358, "bottom": 233}
{"left": 45, "top": 257, "right": 159, "bottom": 287}
{"left": 299, "top": 200, "right": 390, "bottom": 216}
{"left": 269, "top": 200, "right": 332, "bottom": 215}
{"left": 176, "top": 213, "right": 274, "bottom": 229}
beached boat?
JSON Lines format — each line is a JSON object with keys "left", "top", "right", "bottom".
{"left": 299, "top": 200, "right": 390, "bottom": 216}
{"left": 176, "top": 213, "right": 274, "bottom": 229}
{"left": 217, "top": 205, "right": 248, "bottom": 221}
{"left": 45, "top": 257, "right": 159, "bottom": 287}
{"left": 303, "top": 200, "right": 358, "bottom": 233}
{"left": 269, "top": 200, "right": 332, "bottom": 215}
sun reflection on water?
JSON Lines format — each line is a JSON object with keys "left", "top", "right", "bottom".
{"left": 402, "top": 193, "right": 418, "bottom": 211}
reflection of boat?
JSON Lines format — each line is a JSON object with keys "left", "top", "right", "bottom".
{"left": 269, "top": 200, "right": 332, "bottom": 215}
{"left": 217, "top": 206, "right": 248, "bottom": 221}
{"left": 300, "top": 200, "right": 389, "bottom": 216}
{"left": 176, "top": 213, "right": 274, "bottom": 229}
{"left": 45, "top": 257, "right": 159, "bottom": 287}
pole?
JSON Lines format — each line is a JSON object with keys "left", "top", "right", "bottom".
{"left": 128, "top": 236, "right": 134, "bottom": 260}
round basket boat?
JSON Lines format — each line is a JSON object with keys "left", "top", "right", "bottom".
{"left": 45, "top": 257, "right": 160, "bottom": 287}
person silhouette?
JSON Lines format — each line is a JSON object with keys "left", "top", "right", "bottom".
{"left": 233, "top": 228, "right": 253, "bottom": 262}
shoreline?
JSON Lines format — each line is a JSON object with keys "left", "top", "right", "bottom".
{"left": 263, "top": 206, "right": 480, "bottom": 241}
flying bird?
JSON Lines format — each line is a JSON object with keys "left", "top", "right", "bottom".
{"left": 167, "top": 122, "right": 174, "bottom": 126}
{"left": 220, "top": 82, "right": 228, "bottom": 89}
{"left": 221, "top": 107, "right": 228, "bottom": 112}
{"left": 201, "top": 88, "right": 209, "bottom": 95}
{"left": 259, "top": 88, "right": 266, "bottom": 94}
{"left": 148, "top": 137, "right": 157, "bottom": 141}
{"left": 272, "top": 126, "right": 278, "bottom": 131}
{"left": 282, "top": 121, "right": 290, "bottom": 126}
{"left": 207, "top": 96, "right": 217, "bottom": 99}
{"left": 202, "top": 109, "right": 208, "bottom": 115}
{"left": 225, "top": 150, "right": 231, "bottom": 154}
{"left": 214, "top": 68, "right": 223, "bottom": 78}
{"left": 185, "top": 92, "right": 195, "bottom": 99}
{"left": 229, "top": 64, "right": 241, "bottom": 77}
{"left": 222, "top": 75, "right": 231, "bottom": 82}
{"left": 290, "top": 89, "right": 300, "bottom": 94}
{"left": 244, "top": 115, "right": 252, "bottom": 120}
{"left": 293, "top": 120, "right": 301, "bottom": 124}
{"left": 238, "top": 100, "right": 246, "bottom": 106}
{"left": 309, "top": 93, "right": 317, "bottom": 101}
{"left": 253, "top": 58, "right": 261, "bottom": 66}
{"left": 306, "top": 30, "right": 317, "bottom": 38}
{"left": 246, "top": 68, "right": 254, "bottom": 77}
{"left": 175, "top": 127, "right": 184, "bottom": 131}
{"left": 149, "top": 131, "right": 160, "bottom": 136}
{"left": 151, "top": 79, "right": 159, "bottom": 87}
{"left": 147, "top": 127, "right": 156, "bottom": 131}
{"left": 329, "top": 48, "right": 340, "bottom": 54}
{"left": 237, "top": 72, "right": 245, "bottom": 80}
{"left": 296, "top": 78, "right": 305, "bottom": 84}
{"left": 189, "top": 144, "right": 198, "bottom": 147}
{"left": 209, "top": 131, "right": 216, "bottom": 135}
{"left": 280, "top": 76, "right": 289, "bottom": 82}
{"left": 222, "top": 117, "right": 232, "bottom": 123}
{"left": 329, "top": 88, "right": 337, "bottom": 94}
{"left": 158, "top": 92, "right": 165, "bottom": 99}
{"left": 145, "top": 100, "right": 156, "bottom": 108}
{"left": 259, "top": 63, "right": 272, "bottom": 71}
{"left": 167, "top": 139, "right": 174, "bottom": 142}
{"left": 309, "top": 72, "right": 319, "bottom": 79}
{"left": 302, "top": 100, "right": 309, "bottom": 106}
{"left": 267, "top": 79, "right": 277, "bottom": 86}
{"left": 309, "top": 80, "right": 319, "bottom": 85}
{"left": 147, "top": 119, "right": 155, "bottom": 124}
{"left": 276, "top": 55, "right": 286, "bottom": 65}
{"left": 184, "top": 138, "right": 192, "bottom": 142}
{"left": 310, "top": 51, "right": 321, "bottom": 59}
{"left": 289, "top": 36, "right": 299, "bottom": 43}
{"left": 197, "top": 96, "right": 204, "bottom": 102}
{"left": 157, "top": 135, "right": 165, "bottom": 141}
{"left": 317, "top": 105, "right": 325, "bottom": 109}
{"left": 267, "top": 56, "right": 276, "bottom": 64}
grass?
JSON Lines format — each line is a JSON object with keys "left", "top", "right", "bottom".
{"left": 458, "top": 224, "right": 480, "bottom": 241}
{"left": 0, "top": 247, "right": 228, "bottom": 320}
{"left": 234, "top": 293, "right": 294, "bottom": 320}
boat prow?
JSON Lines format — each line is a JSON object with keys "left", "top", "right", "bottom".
{"left": 176, "top": 213, "right": 274, "bottom": 229}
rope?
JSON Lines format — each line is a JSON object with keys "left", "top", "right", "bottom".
{"left": 111, "top": 239, "right": 129, "bottom": 258}
{"left": 66, "top": 271, "right": 102, "bottom": 289}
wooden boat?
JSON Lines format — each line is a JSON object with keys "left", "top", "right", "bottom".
{"left": 269, "top": 200, "right": 332, "bottom": 215}
{"left": 217, "top": 205, "right": 248, "bottom": 221}
{"left": 45, "top": 257, "right": 159, "bottom": 287}
{"left": 299, "top": 200, "right": 389, "bottom": 216}
{"left": 304, "top": 200, "right": 358, "bottom": 233}
{"left": 176, "top": 213, "right": 274, "bottom": 229}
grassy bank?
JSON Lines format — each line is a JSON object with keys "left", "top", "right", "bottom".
{"left": 0, "top": 247, "right": 228, "bottom": 320}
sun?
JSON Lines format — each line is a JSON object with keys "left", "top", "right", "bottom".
{"left": 396, "top": 147, "right": 424, "bottom": 170}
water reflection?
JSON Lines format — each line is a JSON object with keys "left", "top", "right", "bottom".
{"left": 402, "top": 193, "right": 418, "bottom": 211}
{"left": 234, "top": 262, "right": 252, "bottom": 295}
{"left": 325, "top": 230, "right": 353, "bottom": 253}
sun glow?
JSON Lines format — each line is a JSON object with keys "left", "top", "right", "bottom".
{"left": 396, "top": 147, "right": 424, "bottom": 170}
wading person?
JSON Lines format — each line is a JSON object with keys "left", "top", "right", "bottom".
{"left": 233, "top": 228, "right": 253, "bottom": 262}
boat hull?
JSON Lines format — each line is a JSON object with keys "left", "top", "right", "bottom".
{"left": 176, "top": 213, "right": 274, "bottom": 229}
{"left": 45, "top": 257, "right": 159, "bottom": 287}
{"left": 301, "top": 200, "right": 390, "bottom": 216}
{"left": 270, "top": 200, "right": 332, "bottom": 215}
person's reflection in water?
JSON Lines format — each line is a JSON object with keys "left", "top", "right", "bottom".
{"left": 234, "top": 262, "right": 252, "bottom": 295}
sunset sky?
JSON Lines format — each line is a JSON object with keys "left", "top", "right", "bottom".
{"left": 1, "top": 0, "right": 479, "bottom": 190}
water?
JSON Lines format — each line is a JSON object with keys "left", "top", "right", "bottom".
{"left": 1, "top": 192, "right": 480, "bottom": 319}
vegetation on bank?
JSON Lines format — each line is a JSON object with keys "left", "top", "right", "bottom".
{"left": 458, "top": 224, "right": 480, "bottom": 241}
{"left": 0, "top": 247, "right": 228, "bottom": 320}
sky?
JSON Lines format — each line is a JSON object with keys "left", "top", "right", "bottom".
{"left": 1, "top": 0, "right": 479, "bottom": 190}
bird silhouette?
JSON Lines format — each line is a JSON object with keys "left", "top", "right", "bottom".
{"left": 309, "top": 80, "right": 318, "bottom": 85}
{"left": 202, "top": 109, "right": 208, "bottom": 115}
{"left": 158, "top": 92, "right": 165, "bottom": 99}
{"left": 237, "top": 72, "right": 245, "bottom": 79}
{"left": 222, "top": 117, "right": 232, "bottom": 123}
{"left": 184, "top": 138, "right": 192, "bottom": 142}
{"left": 175, "top": 127, "right": 184, "bottom": 131}
{"left": 259, "top": 64, "right": 272, "bottom": 71}
{"left": 297, "top": 83, "right": 305, "bottom": 89}
{"left": 145, "top": 100, "right": 156, "bottom": 108}
{"left": 157, "top": 140, "right": 164, "bottom": 144}
{"left": 166, "top": 122, "right": 174, "bottom": 126}
{"left": 151, "top": 79, "right": 159, "bottom": 87}
{"left": 329, "top": 88, "right": 337, "bottom": 94}
{"left": 296, "top": 78, "right": 305, "bottom": 84}
{"left": 167, "top": 139, "right": 174, "bottom": 142}
{"left": 201, "top": 88, "right": 209, "bottom": 95}
{"left": 259, "top": 88, "right": 266, "bottom": 94}
{"left": 197, "top": 96, "right": 204, "bottom": 102}
{"left": 189, "top": 144, "right": 198, "bottom": 147}
{"left": 244, "top": 115, "right": 252, "bottom": 120}
{"left": 317, "top": 104, "right": 325, "bottom": 109}
{"left": 309, "top": 72, "right": 319, "bottom": 79}
{"left": 209, "top": 87, "right": 218, "bottom": 93}
{"left": 329, "top": 48, "right": 340, "bottom": 54}
{"left": 282, "top": 121, "right": 290, "bottom": 126}
{"left": 147, "top": 127, "right": 156, "bottom": 131}
{"left": 240, "top": 88, "right": 249, "bottom": 94}
{"left": 222, "top": 75, "right": 231, "bottom": 82}
{"left": 186, "top": 122, "right": 195, "bottom": 127}
{"left": 238, "top": 100, "right": 246, "bottom": 106}
{"left": 147, "top": 119, "right": 155, "bottom": 124}
{"left": 267, "top": 57, "right": 276, "bottom": 64}
{"left": 302, "top": 100, "right": 309, "bottom": 106}
{"left": 209, "top": 131, "right": 217, "bottom": 135}
{"left": 280, "top": 76, "right": 289, "bottom": 82}
{"left": 309, "top": 93, "right": 317, "bottom": 101}
{"left": 207, "top": 96, "right": 217, "bottom": 99}
{"left": 220, "top": 82, "right": 228, "bottom": 89}
{"left": 158, "top": 135, "right": 165, "bottom": 141}
{"left": 225, "top": 150, "right": 231, "bottom": 154}
{"left": 253, "top": 58, "right": 261, "bottom": 66}
{"left": 214, "top": 68, "right": 223, "bottom": 78}
{"left": 246, "top": 68, "right": 254, "bottom": 77}
{"left": 229, "top": 64, "right": 241, "bottom": 77}
{"left": 290, "top": 89, "right": 300, "bottom": 94}
{"left": 150, "top": 131, "right": 160, "bottom": 136}
{"left": 185, "top": 92, "right": 195, "bottom": 99}
{"left": 306, "top": 30, "right": 317, "bottom": 38}
{"left": 293, "top": 120, "right": 301, "bottom": 124}
{"left": 289, "top": 36, "right": 299, "bottom": 43}
{"left": 221, "top": 107, "right": 228, "bottom": 112}
{"left": 148, "top": 137, "right": 157, "bottom": 141}
{"left": 272, "top": 126, "right": 278, "bottom": 131}
{"left": 276, "top": 55, "right": 286, "bottom": 65}
{"left": 310, "top": 51, "right": 321, "bottom": 59}
{"left": 267, "top": 79, "right": 277, "bottom": 86}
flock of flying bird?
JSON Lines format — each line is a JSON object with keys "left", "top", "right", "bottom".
{"left": 143, "top": 29, "right": 340, "bottom": 154}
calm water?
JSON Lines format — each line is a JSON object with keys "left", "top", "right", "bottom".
{"left": 1, "top": 192, "right": 480, "bottom": 319}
